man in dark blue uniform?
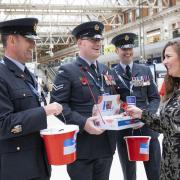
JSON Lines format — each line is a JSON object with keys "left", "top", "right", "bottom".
{"left": 111, "top": 33, "right": 161, "bottom": 180}
{"left": 50, "top": 21, "right": 117, "bottom": 180}
{"left": 0, "top": 18, "right": 63, "bottom": 180}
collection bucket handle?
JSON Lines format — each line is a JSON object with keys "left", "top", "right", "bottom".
{"left": 61, "top": 112, "right": 67, "bottom": 124}
{"left": 131, "top": 127, "right": 142, "bottom": 136}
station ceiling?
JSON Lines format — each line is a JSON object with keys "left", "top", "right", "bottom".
{"left": 0, "top": 0, "right": 170, "bottom": 60}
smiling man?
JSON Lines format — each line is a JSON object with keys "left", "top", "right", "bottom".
{"left": 50, "top": 21, "right": 117, "bottom": 180}
{"left": 111, "top": 33, "right": 161, "bottom": 180}
{"left": 0, "top": 18, "right": 63, "bottom": 180}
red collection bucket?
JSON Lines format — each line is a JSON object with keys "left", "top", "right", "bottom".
{"left": 40, "top": 125, "right": 79, "bottom": 165}
{"left": 124, "top": 136, "right": 151, "bottom": 161}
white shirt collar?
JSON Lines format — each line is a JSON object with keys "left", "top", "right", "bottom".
{"left": 80, "top": 56, "right": 97, "bottom": 67}
{"left": 120, "top": 61, "right": 133, "bottom": 71}
{"left": 5, "top": 55, "right": 25, "bottom": 71}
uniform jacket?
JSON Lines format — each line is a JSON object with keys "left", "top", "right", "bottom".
{"left": 50, "top": 57, "right": 117, "bottom": 159}
{"left": 112, "top": 63, "right": 160, "bottom": 137}
{"left": 0, "top": 57, "right": 50, "bottom": 180}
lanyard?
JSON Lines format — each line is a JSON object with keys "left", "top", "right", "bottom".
{"left": 79, "top": 66, "right": 105, "bottom": 123}
{"left": 25, "top": 80, "right": 46, "bottom": 106}
{"left": 26, "top": 81, "right": 40, "bottom": 98}
{"left": 115, "top": 68, "right": 133, "bottom": 95}
{"left": 87, "top": 71, "right": 105, "bottom": 94}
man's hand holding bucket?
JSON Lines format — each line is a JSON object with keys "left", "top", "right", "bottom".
{"left": 43, "top": 102, "right": 63, "bottom": 116}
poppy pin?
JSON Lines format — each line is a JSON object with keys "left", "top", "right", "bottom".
{"left": 80, "top": 76, "right": 88, "bottom": 85}
{"left": 120, "top": 102, "right": 128, "bottom": 111}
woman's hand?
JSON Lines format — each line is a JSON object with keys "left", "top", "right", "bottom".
{"left": 126, "top": 105, "right": 143, "bottom": 119}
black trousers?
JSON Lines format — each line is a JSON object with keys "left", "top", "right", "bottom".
{"left": 29, "top": 177, "right": 49, "bottom": 180}
{"left": 67, "top": 157, "right": 113, "bottom": 180}
{"left": 117, "top": 129, "right": 161, "bottom": 180}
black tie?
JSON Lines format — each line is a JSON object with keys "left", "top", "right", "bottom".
{"left": 24, "top": 67, "right": 34, "bottom": 85}
{"left": 90, "top": 63, "right": 98, "bottom": 76}
{"left": 126, "top": 65, "right": 131, "bottom": 79}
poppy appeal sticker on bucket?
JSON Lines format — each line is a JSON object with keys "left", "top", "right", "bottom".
{"left": 140, "top": 143, "right": 149, "bottom": 154}
{"left": 64, "top": 132, "right": 77, "bottom": 155}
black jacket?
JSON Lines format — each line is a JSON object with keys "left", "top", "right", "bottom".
{"left": 0, "top": 57, "right": 50, "bottom": 180}
{"left": 51, "top": 57, "right": 117, "bottom": 159}
{"left": 112, "top": 63, "right": 160, "bottom": 138}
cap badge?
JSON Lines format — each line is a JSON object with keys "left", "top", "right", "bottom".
{"left": 94, "top": 24, "right": 99, "bottom": 31}
{"left": 125, "top": 35, "right": 129, "bottom": 41}
{"left": 33, "top": 23, "right": 37, "bottom": 31}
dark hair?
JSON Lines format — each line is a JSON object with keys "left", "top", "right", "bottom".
{"left": 162, "top": 41, "right": 180, "bottom": 101}
{"left": 1, "top": 34, "right": 8, "bottom": 48}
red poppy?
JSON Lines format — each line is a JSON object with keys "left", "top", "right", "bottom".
{"left": 80, "top": 76, "right": 88, "bottom": 85}
{"left": 120, "top": 102, "right": 128, "bottom": 111}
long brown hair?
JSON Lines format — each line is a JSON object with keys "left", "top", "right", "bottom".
{"left": 162, "top": 41, "right": 180, "bottom": 101}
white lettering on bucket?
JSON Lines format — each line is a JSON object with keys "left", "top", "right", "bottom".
{"left": 64, "top": 138, "right": 76, "bottom": 155}
{"left": 140, "top": 143, "right": 149, "bottom": 154}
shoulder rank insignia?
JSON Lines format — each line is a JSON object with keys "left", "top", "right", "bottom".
{"left": 53, "top": 84, "right": 64, "bottom": 91}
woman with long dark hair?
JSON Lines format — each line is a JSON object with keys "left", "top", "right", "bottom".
{"left": 127, "top": 41, "right": 180, "bottom": 180}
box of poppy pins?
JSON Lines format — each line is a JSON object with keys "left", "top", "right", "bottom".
{"left": 95, "top": 114, "right": 144, "bottom": 130}
{"left": 93, "top": 95, "right": 143, "bottom": 130}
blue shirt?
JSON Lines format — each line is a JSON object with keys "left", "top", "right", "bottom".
{"left": 5, "top": 55, "right": 25, "bottom": 71}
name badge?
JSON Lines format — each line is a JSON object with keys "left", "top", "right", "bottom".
{"left": 126, "top": 96, "right": 136, "bottom": 105}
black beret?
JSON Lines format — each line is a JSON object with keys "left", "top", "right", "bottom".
{"left": 72, "top": 21, "right": 104, "bottom": 40}
{"left": 0, "top": 18, "right": 40, "bottom": 40}
{"left": 111, "top": 33, "right": 137, "bottom": 48}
